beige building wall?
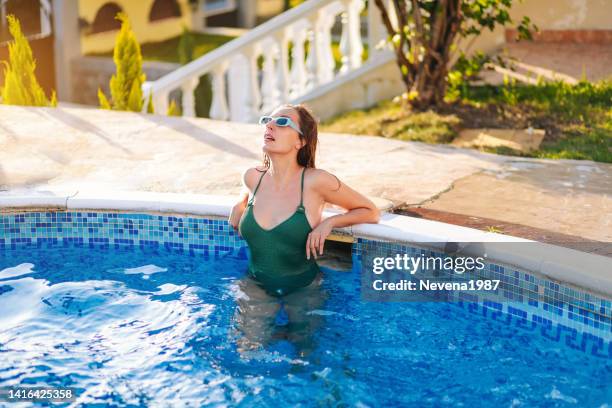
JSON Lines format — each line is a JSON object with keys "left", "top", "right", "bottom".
{"left": 79, "top": 0, "right": 195, "bottom": 54}
{"left": 457, "top": 0, "right": 612, "bottom": 57}
{"left": 255, "top": 0, "right": 284, "bottom": 20}
{"left": 510, "top": 0, "right": 611, "bottom": 30}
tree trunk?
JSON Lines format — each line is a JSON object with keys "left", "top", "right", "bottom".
{"left": 374, "top": 0, "right": 461, "bottom": 111}
{"left": 411, "top": 0, "right": 461, "bottom": 110}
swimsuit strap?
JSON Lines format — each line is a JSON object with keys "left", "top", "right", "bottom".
{"left": 248, "top": 169, "right": 267, "bottom": 205}
{"left": 297, "top": 167, "right": 306, "bottom": 211}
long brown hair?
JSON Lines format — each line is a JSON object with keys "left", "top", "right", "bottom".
{"left": 263, "top": 103, "right": 318, "bottom": 169}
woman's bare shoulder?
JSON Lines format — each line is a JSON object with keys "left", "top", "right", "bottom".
{"left": 242, "top": 166, "right": 267, "bottom": 190}
{"left": 305, "top": 168, "right": 341, "bottom": 191}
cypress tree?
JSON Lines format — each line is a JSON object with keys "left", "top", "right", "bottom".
{"left": 98, "top": 12, "right": 145, "bottom": 111}
{"left": 1, "top": 15, "right": 56, "bottom": 106}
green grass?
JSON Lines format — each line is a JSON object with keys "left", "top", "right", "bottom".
{"left": 460, "top": 80, "right": 612, "bottom": 162}
{"left": 535, "top": 125, "right": 611, "bottom": 162}
{"left": 322, "top": 80, "right": 612, "bottom": 163}
{"left": 483, "top": 123, "right": 612, "bottom": 163}
{"left": 458, "top": 80, "right": 612, "bottom": 125}
{"left": 321, "top": 100, "right": 459, "bottom": 144}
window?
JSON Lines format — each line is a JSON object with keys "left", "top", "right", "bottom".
{"left": 90, "top": 2, "right": 123, "bottom": 34}
{"left": 0, "top": 0, "right": 51, "bottom": 43}
{"left": 203, "top": 0, "right": 236, "bottom": 17}
{"left": 149, "top": 0, "right": 181, "bottom": 22}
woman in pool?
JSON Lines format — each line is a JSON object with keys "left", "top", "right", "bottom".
{"left": 229, "top": 103, "right": 380, "bottom": 296}
{"left": 228, "top": 103, "right": 379, "bottom": 354}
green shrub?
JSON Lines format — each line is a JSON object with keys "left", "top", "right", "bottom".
{"left": 446, "top": 52, "right": 490, "bottom": 101}
{"left": 98, "top": 13, "right": 146, "bottom": 111}
{"left": 178, "top": 26, "right": 195, "bottom": 65}
{"left": 1, "top": 15, "right": 56, "bottom": 106}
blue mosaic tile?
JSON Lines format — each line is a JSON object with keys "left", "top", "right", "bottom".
{"left": 353, "top": 237, "right": 612, "bottom": 358}
{"left": 2, "top": 211, "right": 611, "bottom": 358}
{"left": 0, "top": 211, "right": 248, "bottom": 257}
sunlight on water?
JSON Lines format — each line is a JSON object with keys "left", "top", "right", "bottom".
{"left": 0, "top": 246, "right": 610, "bottom": 406}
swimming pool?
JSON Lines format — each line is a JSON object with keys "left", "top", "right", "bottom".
{"left": 1, "top": 210, "right": 611, "bottom": 406}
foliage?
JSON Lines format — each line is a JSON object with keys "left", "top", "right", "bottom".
{"left": 167, "top": 100, "right": 181, "bottom": 116}
{"left": 374, "top": 0, "right": 537, "bottom": 109}
{"left": 178, "top": 26, "right": 195, "bottom": 65}
{"left": 284, "top": 0, "right": 305, "bottom": 10}
{"left": 321, "top": 100, "right": 460, "bottom": 144}
{"left": 88, "top": 32, "right": 235, "bottom": 64}
{"left": 146, "top": 93, "right": 154, "bottom": 113}
{"left": 486, "top": 226, "right": 504, "bottom": 234}
{"left": 89, "top": 32, "right": 235, "bottom": 117}
{"left": 460, "top": 79, "right": 612, "bottom": 123}
{"left": 98, "top": 13, "right": 146, "bottom": 111}
{"left": 446, "top": 51, "right": 490, "bottom": 100}
{"left": 533, "top": 124, "right": 611, "bottom": 163}
{"left": 322, "top": 79, "right": 612, "bottom": 163}
{"left": 1, "top": 15, "right": 56, "bottom": 106}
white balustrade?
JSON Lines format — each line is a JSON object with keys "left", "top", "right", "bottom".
{"left": 305, "top": 13, "right": 325, "bottom": 91}
{"left": 319, "top": 2, "right": 341, "bottom": 83}
{"left": 153, "top": 91, "right": 169, "bottom": 116}
{"left": 181, "top": 77, "right": 199, "bottom": 117}
{"left": 142, "top": 0, "right": 390, "bottom": 121}
{"left": 261, "top": 37, "right": 282, "bottom": 114}
{"left": 340, "top": 0, "right": 364, "bottom": 74}
{"left": 228, "top": 45, "right": 262, "bottom": 122}
{"left": 209, "top": 62, "right": 230, "bottom": 120}
{"left": 289, "top": 21, "right": 308, "bottom": 99}
{"left": 275, "top": 29, "right": 291, "bottom": 104}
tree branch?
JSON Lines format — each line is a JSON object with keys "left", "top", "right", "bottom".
{"left": 374, "top": 0, "right": 397, "bottom": 38}
{"left": 375, "top": 0, "right": 414, "bottom": 86}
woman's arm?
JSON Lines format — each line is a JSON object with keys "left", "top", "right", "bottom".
{"left": 228, "top": 190, "right": 248, "bottom": 232}
{"left": 306, "top": 170, "right": 380, "bottom": 259}
{"left": 228, "top": 168, "right": 258, "bottom": 232}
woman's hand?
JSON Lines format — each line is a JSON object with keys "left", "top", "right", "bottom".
{"left": 306, "top": 218, "right": 335, "bottom": 260}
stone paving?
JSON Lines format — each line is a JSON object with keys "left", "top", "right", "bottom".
{"left": 1, "top": 105, "right": 609, "bottom": 242}
{"left": 419, "top": 160, "right": 611, "bottom": 242}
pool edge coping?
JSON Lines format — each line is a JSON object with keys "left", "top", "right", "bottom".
{"left": 1, "top": 189, "right": 610, "bottom": 299}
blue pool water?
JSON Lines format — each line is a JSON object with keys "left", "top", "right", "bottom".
{"left": 0, "top": 245, "right": 610, "bottom": 407}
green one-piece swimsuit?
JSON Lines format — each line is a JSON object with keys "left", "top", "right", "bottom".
{"left": 238, "top": 167, "right": 320, "bottom": 297}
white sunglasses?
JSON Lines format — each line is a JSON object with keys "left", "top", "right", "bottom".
{"left": 259, "top": 116, "right": 303, "bottom": 136}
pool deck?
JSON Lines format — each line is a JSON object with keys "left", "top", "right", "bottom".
{"left": 0, "top": 105, "right": 610, "bottom": 242}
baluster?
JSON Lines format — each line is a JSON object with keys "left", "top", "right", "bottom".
{"left": 244, "top": 45, "right": 263, "bottom": 121}
{"left": 275, "top": 29, "right": 291, "bottom": 103}
{"left": 354, "top": 0, "right": 366, "bottom": 64}
{"left": 141, "top": 82, "right": 152, "bottom": 113}
{"left": 319, "top": 3, "right": 340, "bottom": 83}
{"left": 340, "top": 0, "right": 364, "bottom": 74}
{"left": 228, "top": 54, "right": 244, "bottom": 122}
{"left": 305, "top": 15, "right": 324, "bottom": 91}
{"left": 153, "top": 91, "right": 169, "bottom": 116}
{"left": 228, "top": 46, "right": 262, "bottom": 123}
{"left": 261, "top": 37, "right": 280, "bottom": 114}
{"left": 181, "top": 77, "right": 199, "bottom": 117}
{"left": 289, "top": 20, "right": 308, "bottom": 98}
{"left": 209, "top": 62, "right": 229, "bottom": 120}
